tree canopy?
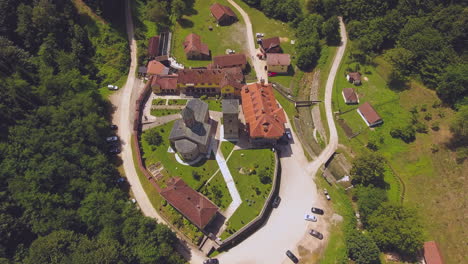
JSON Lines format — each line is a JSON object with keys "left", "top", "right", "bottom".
{"left": 350, "top": 153, "right": 386, "bottom": 186}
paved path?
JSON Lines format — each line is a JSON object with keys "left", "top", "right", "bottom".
{"left": 227, "top": 0, "right": 268, "bottom": 83}
{"left": 113, "top": 1, "right": 206, "bottom": 263}
{"left": 213, "top": 140, "right": 242, "bottom": 220}
{"left": 216, "top": 17, "right": 348, "bottom": 264}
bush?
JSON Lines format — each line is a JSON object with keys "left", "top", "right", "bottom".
{"left": 200, "top": 95, "right": 207, "bottom": 100}
{"left": 144, "top": 129, "right": 162, "bottom": 146}
{"left": 424, "top": 113, "right": 432, "bottom": 121}
{"left": 258, "top": 169, "right": 271, "bottom": 184}
{"left": 390, "top": 125, "right": 415, "bottom": 143}
{"left": 192, "top": 171, "right": 201, "bottom": 181}
{"left": 415, "top": 122, "right": 428, "bottom": 133}
{"left": 431, "top": 122, "right": 440, "bottom": 131}
{"left": 346, "top": 230, "right": 381, "bottom": 264}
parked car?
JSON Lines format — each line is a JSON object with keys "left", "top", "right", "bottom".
{"left": 311, "top": 207, "right": 324, "bottom": 215}
{"left": 106, "top": 136, "right": 118, "bottom": 142}
{"left": 323, "top": 188, "right": 328, "bottom": 195}
{"left": 109, "top": 147, "right": 121, "bottom": 154}
{"left": 268, "top": 72, "right": 278, "bottom": 77}
{"left": 285, "top": 250, "right": 299, "bottom": 263}
{"left": 110, "top": 124, "right": 118, "bottom": 130}
{"left": 107, "top": 84, "right": 118, "bottom": 90}
{"left": 285, "top": 130, "right": 292, "bottom": 140}
{"left": 309, "top": 229, "right": 323, "bottom": 240}
{"left": 326, "top": 194, "right": 331, "bottom": 200}
{"left": 203, "top": 259, "right": 219, "bottom": 264}
{"left": 117, "top": 177, "right": 126, "bottom": 183}
{"left": 304, "top": 214, "right": 317, "bottom": 222}
{"left": 272, "top": 196, "right": 281, "bottom": 208}
{"left": 256, "top": 32, "right": 264, "bottom": 38}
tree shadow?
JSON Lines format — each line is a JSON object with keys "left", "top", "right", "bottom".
{"left": 178, "top": 18, "right": 194, "bottom": 29}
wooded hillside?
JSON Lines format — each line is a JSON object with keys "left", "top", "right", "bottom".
{"left": 0, "top": 0, "right": 184, "bottom": 263}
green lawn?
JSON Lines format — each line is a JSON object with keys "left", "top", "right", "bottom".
{"left": 220, "top": 141, "right": 236, "bottom": 159}
{"left": 131, "top": 137, "right": 203, "bottom": 244}
{"left": 168, "top": 99, "right": 188, "bottom": 105}
{"left": 140, "top": 121, "right": 220, "bottom": 191}
{"left": 221, "top": 148, "right": 275, "bottom": 239}
{"left": 152, "top": 98, "right": 167, "bottom": 105}
{"left": 150, "top": 109, "right": 180, "bottom": 117}
{"left": 333, "top": 46, "right": 464, "bottom": 263}
{"left": 200, "top": 172, "right": 232, "bottom": 210}
{"left": 171, "top": 0, "right": 246, "bottom": 68}
{"left": 203, "top": 98, "right": 223, "bottom": 112}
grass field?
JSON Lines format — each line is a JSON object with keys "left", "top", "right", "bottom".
{"left": 332, "top": 47, "right": 465, "bottom": 263}
{"left": 171, "top": 0, "right": 246, "bottom": 68}
{"left": 204, "top": 98, "right": 223, "bottom": 112}
{"left": 220, "top": 141, "right": 236, "bottom": 158}
{"left": 200, "top": 172, "right": 232, "bottom": 210}
{"left": 150, "top": 109, "right": 180, "bottom": 117}
{"left": 221, "top": 148, "right": 275, "bottom": 239}
{"left": 152, "top": 98, "right": 167, "bottom": 105}
{"left": 140, "top": 122, "right": 220, "bottom": 191}
{"left": 168, "top": 99, "right": 188, "bottom": 105}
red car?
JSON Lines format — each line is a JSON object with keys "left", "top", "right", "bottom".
{"left": 268, "top": 72, "right": 278, "bottom": 77}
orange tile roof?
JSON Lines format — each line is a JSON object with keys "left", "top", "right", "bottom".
{"left": 160, "top": 178, "right": 218, "bottom": 229}
{"left": 183, "top": 33, "right": 209, "bottom": 56}
{"left": 241, "top": 83, "right": 286, "bottom": 139}
{"left": 146, "top": 60, "right": 168, "bottom": 75}
{"left": 210, "top": 3, "right": 236, "bottom": 21}
{"left": 424, "top": 241, "right": 445, "bottom": 264}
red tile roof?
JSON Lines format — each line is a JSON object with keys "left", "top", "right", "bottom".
{"left": 147, "top": 60, "right": 168, "bottom": 75}
{"left": 358, "top": 102, "right": 382, "bottom": 125}
{"left": 241, "top": 83, "right": 286, "bottom": 139}
{"left": 160, "top": 178, "right": 218, "bottom": 229}
{"left": 266, "top": 53, "right": 291, "bottom": 66}
{"left": 148, "top": 36, "right": 160, "bottom": 57}
{"left": 342, "top": 88, "right": 358, "bottom": 103}
{"left": 348, "top": 72, "right": 361, "bottom": 81}
{"left": 261, "top": 37, "right": 281, "bottom": 53}
{"left": 210, "top": 3, "right": 236, "bottom": 21}
{"left": 213, "top": 54, "right": 247, "bottom": 68}
{"left": 151, "top": 75, "right": 178, "bottom": 90}
{"left": 424, "top": 241, "right": 444, "bottom": 264}
{"left": 184, "top": 33, "right": 210, "bottom": 56}
{"left": 177, "top": 67, "right": 243, "bottom": 86}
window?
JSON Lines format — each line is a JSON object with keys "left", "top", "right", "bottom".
{"left": 229, "top": 120, "right": 232, "bottom": 123}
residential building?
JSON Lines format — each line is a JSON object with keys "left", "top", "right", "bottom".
{"left": 150, "top": 75, "right": 179, "bottom": 94}
{"left": 169, "top": 99, "right": 213, "bottom": 161}
{"left": 346, "top": 72, "right": 362, "bottom": 85}
{"left": 177, "top": 67, "right": 243, "bottom": 97}
{"left": 212, "top": 53, "right": 247, "bottom": 70}
{"left": 423, "top": 241, "right": 444, "bottom": 264}
{"left": 222, "top": 99, "right": 239, "bottom": 139}
{"left": 146, "top": 60, "right": 169, "bottom": 76}
{"left": 241, "top": 82, "right": 286, "bottom": 145}
{"left": 184, "top": 33, "right": 210, "bottom": 60}
{"left": 357, "top": 102, "right": 383, "bottom": 127}
{"left": 260, "top": 37, "right": 282, "bottom": 54}
{"left": 342, "top": 88, "right": 359, "bottom": 104}
{"left": 210, "top": 3, "right": 237, "bottom": 26}
{"left": 160, "top": 177, "right": 218, "bottom": 229}
{"left": 148, "top": 35, "right": 160, "bottom": 58}
{"left": 266, "top": 53, "right": 291, "bottom": 73}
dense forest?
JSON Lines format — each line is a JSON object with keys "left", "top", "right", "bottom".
{"left": 0, "top": 0, "right": 184, "bottom": 263}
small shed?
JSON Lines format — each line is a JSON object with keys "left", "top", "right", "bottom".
{"left": 342, "top": 88, "right": 359, "bottom": 104}
{"left": 346, "top": 72, "right": 362, "bottom": 85}
{"left": 210, "top": 3, "right": 237, "bottom": 26}
{"left": 357, "top": 102, "right": 382, "bottom": 127}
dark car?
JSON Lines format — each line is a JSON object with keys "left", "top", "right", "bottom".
{"left": 272, "top": 196, "right": 281, "bottom": 208}
{"left": 286, "top": 250, "right": 299, "bottom": 263}
{"left": 109, "top": 147, "right": 121, "bottom": 154}
{"left": 311, "top": 207, "right": 324, "bottom": 215}
{"left": 309, "top": 229, "right": 324, "bottom": 240}
{"left": 203, "top": 259, "right": 219, "bottom": 264}
{"left": 110, "top": 124, "right": 118, "bottom": 130}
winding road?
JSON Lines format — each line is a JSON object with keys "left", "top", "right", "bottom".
{"left": 112, "top": 0, "right": 347, "bottom": 263}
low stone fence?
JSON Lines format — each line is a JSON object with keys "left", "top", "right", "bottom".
{"left": 216, "top": 149, "right": 282, "bottom": 251}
